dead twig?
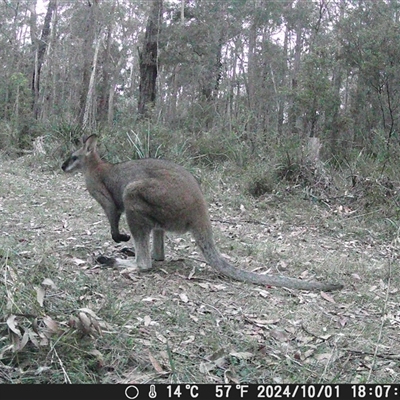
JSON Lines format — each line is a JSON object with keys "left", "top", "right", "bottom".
{"left": 211, "top": 218, "right": 270, "bottom": 227}
{"left": 343, "top": 348, "right": 400, "bottom": 361}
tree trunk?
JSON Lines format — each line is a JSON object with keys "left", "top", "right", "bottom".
{"left": 289, "top": 19, "right": 302, "bottom": 134}
{"left": 277, "top": 24, "right": 289, "bottom": 136}
{"left": 31, "top": 0, "right": 57, "bottom": 119}
{"left": 107, "top": 83, "right": 115, "bottom": 125}
{"left": 28, "top": 0, "right": 38, "bottom": 115}
{"left": 41, "top": 3, "right": 58, "bottom": 121}
{"left": 98, "top": 0, "right": 116, "bottom": 123}
{"left": 78, "top": 1, "right": 97, "bottom": 125}
{"left": 83, "top": 37, "right": 102, "bottom": 129}
{"left": 138, "top": 0, "right": 163, "bottom": 118}
{"left": 169, "top": 65, "right": 179, "bottom": 125}
{"left": 328, "top": 0, "right": 345, "bottom": 157}
{"left": 247, "top": 2, "right": 257, "bottom": 117}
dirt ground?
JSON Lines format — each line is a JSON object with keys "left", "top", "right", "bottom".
{"left": 0, "top": 155, "right": 399, "bottom": 384}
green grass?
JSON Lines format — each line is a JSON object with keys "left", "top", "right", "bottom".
{"left": 0, "top": 152, "right": 399, "bottom": 384}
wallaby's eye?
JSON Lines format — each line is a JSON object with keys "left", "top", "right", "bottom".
{"left": 71, "top": 155, "right": 78, "bottom": 162}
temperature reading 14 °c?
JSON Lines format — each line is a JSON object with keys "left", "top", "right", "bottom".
{"left": 167, "top": 385, "right": 199, "bottom": 398}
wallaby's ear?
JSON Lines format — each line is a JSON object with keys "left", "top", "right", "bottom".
{"left": 83, "top": 134, "right": 98, "bottom": 153}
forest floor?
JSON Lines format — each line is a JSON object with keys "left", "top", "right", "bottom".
{"left": 0, "top": 154, "right": 399, "bottom": 385}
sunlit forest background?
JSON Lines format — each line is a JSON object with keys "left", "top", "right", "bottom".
{"left": 2, "top": 0, "right": 400, "bottom": 204}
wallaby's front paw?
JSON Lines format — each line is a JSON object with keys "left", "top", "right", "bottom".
{"left": 112, "top": 233, "right": 131, "bottom": 243}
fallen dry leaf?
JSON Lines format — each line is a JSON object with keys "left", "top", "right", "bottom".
{"left": 315, "top": 353, "right": 333, "bottom": 362}
{"left": 320, "top": 291, "right": 336, "bottom": 303}
{"left": 351, "top": 273, "right": 361, "bottom": 281}
{"left": 179, "top": 293, "right": 189, "bottom": 303}
{"left": 142, "top": 297, "right": 160, "bottom": 302}
{"left": 270, "top": 329, "right": 290, "bottom": 342}
{"left": 303, "top": 349, "right": 315, "bottom": 359}
{"left": 72, "top": 257, "right": 86, "bottom": 266}
{"left": 229, "top": 351, "right": 253, "bottom": 360}
{"left": 0, "top": 344, "right": 14, "bottom": 359}
{"left": 41, "top": 278, "right": 57, "bottom": 289}
{"left": 89, "top": 349, "right": 105, "bottom": 368}
{"left": 28, "top": 330, "right": 40, "bottom": 348}
{"left": 78, "top": 308, "right": 100, "bottom": 319}
{"left": 148, "top": 351, "right": 166, "bottom": 374}
{"left": 35, "top": 286, "right": 45, "bottom": 307}
{"left": 197, "top": 282, "right": 210, "bottom": 290}
{"left": 6, "top": 315, "right": 22, "bottom": 337}
{"left": 212, "top": 284, "right": 227, "bottom": 291}
{"left": 199, "top": 361, "right": 214, "bottom": 374}
{"left": 15, "top": 331, "right": 30, "bottom": 352}
{"left": 78, "top": 312, "right": 92, "bottom": 333}
{"left": 188, "top": 266, "right": 196, "bottom": 279}
{"left": 182, "top": 335, "right": 195, "bottom": 344}
{"left": 42, "top": 315, "right": 59, "bottom": 334}
{"left": 224, "top": 369, "right": 240, "bottom": 384}
{"left": 155, "top": 331, "right": 167, "bottom": 344}
{"left": 258, "top": 289, "right": 270, "bottom": 298}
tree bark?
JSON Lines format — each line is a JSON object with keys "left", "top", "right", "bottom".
{"left": 278, "top": 24, "right": 289, "bottom": 136}
{"left": 98, "top": 0, "right": 116, "bottom": 123}
{"left": 78, "top": 1, "right": 98, "bottom": 125}
{"left": 289, "top": 19, "right": 302, "bottom": 134}
{"left": 31, "top": 0, "right": 57, "bottom": 119}
{"left": 83, "top": 37, "right": 102, "bottom": 129}
{"left": 138, "top": 0, "right": 163, "bottom": 118}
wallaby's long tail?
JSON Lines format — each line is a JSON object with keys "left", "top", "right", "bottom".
{"left": 198, "top": 242, "right": 343, "bottom": 292}
{"left": 96, "top": 242, "right": 343, "bottom": 291}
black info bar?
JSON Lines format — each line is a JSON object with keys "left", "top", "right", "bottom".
{"left": 1, "top": 384, "right": 399, "bottom": 400}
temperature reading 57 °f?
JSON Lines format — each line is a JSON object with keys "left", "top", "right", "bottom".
{"left": 216, "top": 385, "right": 232, "bottom": 398}
{"left": 216, "top": 385, "right": 249, "bottom": 398}
{"left": 167, "top": 385, "right": 199, "bottom": 398}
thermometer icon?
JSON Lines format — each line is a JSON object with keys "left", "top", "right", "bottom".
{"left": 149, "top": 384, "right": 157, "bottom": 398}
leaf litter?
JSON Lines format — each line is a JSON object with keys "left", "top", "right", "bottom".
{"left": 0, "top": 157, "right": 399, "bottom": 383}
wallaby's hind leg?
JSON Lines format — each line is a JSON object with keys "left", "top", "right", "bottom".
{"left": 132, "top": 229, "right": 152, "bottom": 270}
{"left": 124, "top": 206, "right": 155, "bottom": 271}
{"left": 152, "top": 228, "right": 165, "bottom": 261}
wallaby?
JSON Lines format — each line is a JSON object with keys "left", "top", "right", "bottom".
{"left": 62, "top": 135, "right": 343, "bottom": 291}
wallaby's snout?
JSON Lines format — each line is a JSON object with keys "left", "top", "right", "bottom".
{"left": 62, "top": 146, "right": 85, "bottom": 173}
{"left": 61, "top": 157, "right": 70, "bottom": 172}
{"left": 61, "top": 155, "right": 77, "bottom": 172}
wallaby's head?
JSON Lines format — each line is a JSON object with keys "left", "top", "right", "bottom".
{"left": 62, "top": 134, "right": 99, "bottom": 173}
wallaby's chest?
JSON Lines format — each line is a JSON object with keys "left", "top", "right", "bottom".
{"left": 85, "top": 172, "right": 126, "bottom": 211}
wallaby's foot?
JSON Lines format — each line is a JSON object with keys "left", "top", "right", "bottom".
{"left": 152, "top": 253, "right": 165, "bottom": 261}
{"left": 96, "top": 255, "right": 152, "bottom": 272}
{"left": 137, "top": 261, "right": 153, "bottom": 271}
{"left": 97, "top": 255, "right": 139, "bottom": 271}
{"left": 112, "top": 233, "right": 131, "bottom": 243}
{"left": 121, "top": 247, "right": 135, "bottom": 257}
{"left": 96, "top": 255, "right": 116, "bottom": 267}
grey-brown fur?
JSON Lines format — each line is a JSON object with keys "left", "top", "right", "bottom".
{"left": 62, "top": 135, "right": 343, "bottom": 291}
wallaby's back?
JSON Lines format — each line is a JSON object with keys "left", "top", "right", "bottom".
{"left": 116, "top": 158, "right": 211, "bottom": 233}
{"left": 102, "top": 159, "right": 200, "bottom": 203}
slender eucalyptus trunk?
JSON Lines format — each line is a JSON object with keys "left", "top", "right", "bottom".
{"left": 138, "top": 0, "right": 163, "bottom": 118}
